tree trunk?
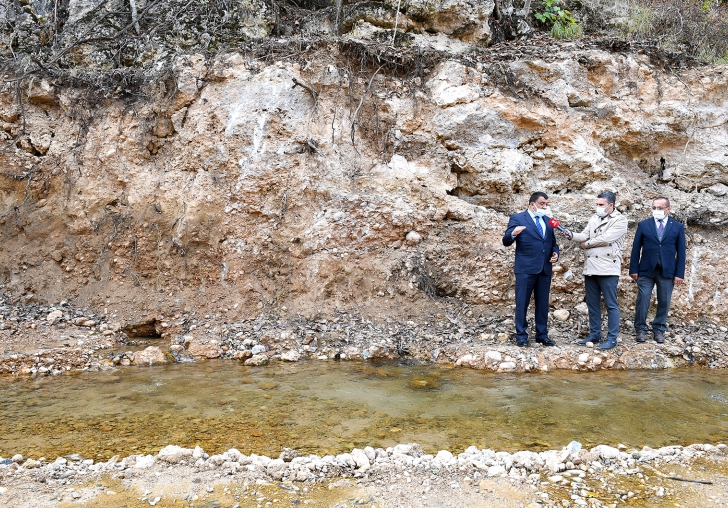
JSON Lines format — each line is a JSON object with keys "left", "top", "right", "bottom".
{"left": 129, "top": 0, "right": 140, "bottom": 35}
{"left": 491, "top": 0, "right": 533, "bottom": 41}
{"left": 335, "top": 0, "right": 342, "bottom": 35}
{"left": 521, "top": 0, "right": 532, "bottom": 17}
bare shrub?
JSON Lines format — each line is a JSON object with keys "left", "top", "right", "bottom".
{"left": 621, "top": 0, "right": 728, "bottom": 63}
{"left": 0, "top": 0, "right": 278, "bottom": 96}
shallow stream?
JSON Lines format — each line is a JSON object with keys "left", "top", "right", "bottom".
{"left": 1, "top": 362, "right": 727, "bottom": 461}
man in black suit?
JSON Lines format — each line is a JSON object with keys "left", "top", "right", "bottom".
{"left": 502, "top": 192, "right": 560, "bottom": 347}
{"left": 629, "top": 197, "right": 686, "bottom": 344}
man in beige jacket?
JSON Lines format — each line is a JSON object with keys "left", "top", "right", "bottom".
{"left": 564, "top": 191, "right": 628, "bottom": 350}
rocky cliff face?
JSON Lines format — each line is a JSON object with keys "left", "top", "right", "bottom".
{"left": 1, "top": 2, "right": 727, "bottom": 331}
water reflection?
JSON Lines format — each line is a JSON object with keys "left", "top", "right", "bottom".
{"left": 0, "top": 362, "right": 727, "bottom": 461}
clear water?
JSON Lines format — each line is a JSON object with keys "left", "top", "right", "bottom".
{"left": 1, "top": 362, "right": 727, "bottom": 461}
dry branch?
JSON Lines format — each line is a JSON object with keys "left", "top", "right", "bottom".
{"left": 292, "top": 77, "right": 319, "bottom": 104}
{"left": 350, "top": 65, "right": 383, "bottom": 146}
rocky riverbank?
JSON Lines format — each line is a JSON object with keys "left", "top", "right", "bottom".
{"left": 1, "top": 441, "right": 726, "bottom": 507}
{"left": 2, "top": 291, "right": 728, "bottom": 376}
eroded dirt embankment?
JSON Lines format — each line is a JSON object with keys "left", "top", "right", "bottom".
{"left": 1, "top": 33, "right": 728, "bottom": 356}
{"left": 2, "top": 50, "right": 728, "bottom": 372}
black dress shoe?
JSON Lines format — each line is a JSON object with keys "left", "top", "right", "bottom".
{"left": 636, "top": 332, "right": 647, "bottom": 343}
{"left": 597, "top": 339, "right": 617, "bottom": 350}
{"left": 536, "top": 338, "right": 557, "bottom": 346}
{"left": 516, "top": 340, "right": 529, "bottom": 347}
{"left": 654, "top": 332, "right": 665, "bottom": 344}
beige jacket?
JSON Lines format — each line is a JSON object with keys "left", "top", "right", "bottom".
{"left": 571, "top": 210, "right": 628, "bottom": 276}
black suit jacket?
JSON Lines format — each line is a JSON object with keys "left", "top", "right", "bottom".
{"left": 629, "top": 217, "right": 686, "bottom": 279}
{"left": 502, "top": 211, "right": 559, "bottom": 275}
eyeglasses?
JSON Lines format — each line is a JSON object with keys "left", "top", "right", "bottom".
{"left": 652, "top": 206, "right": 668, "bottom": 211}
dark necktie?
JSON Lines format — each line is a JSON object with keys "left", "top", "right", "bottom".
{"left": 658, "top": 219, "right": 664, "bottom": 235}
{"left": 535, "top": 217, "right": 544, "bottom": 238}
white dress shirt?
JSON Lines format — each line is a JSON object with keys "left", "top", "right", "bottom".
{"left": 528, "top": 209, "right": 546, "bottom": 236}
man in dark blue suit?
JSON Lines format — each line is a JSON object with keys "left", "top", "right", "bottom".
{"left": 502, "top": 192, "right": 560, "bottom": 347}
{"left": 629, "top": 197, "right": 686, "bottom": 344}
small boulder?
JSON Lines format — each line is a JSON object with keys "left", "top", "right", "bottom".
{"left": 281, "top": 350, "right": 301, "bottom": 362}
{"left": 405, "top": 231, "right": 422, "bottom": 245}
{"left": 486, "top": 351, "right": 502, "bottom": 362}
{"left": 134, "top": 455, "right": 156, "bottom": 469}
{"left": 434, "top": 450, "right": 454, "bottom": 463}
{"left": 266, "top": 459, "right": 288, "bottom": 481}
{"left": 279, "top": 448, "right": 300, "bottom": 462}
{"left": 192, "top": 446, "right": 206, "bottom": 459}
{"left": 591, "top": 445, "right": 622, "bottom": 460}
{"left": 187, "top": 339, "right": 222, "bottom": 358}
{"left": 47, "top": 310, "right": 63, "bottom": 324}
{"left": 157, "top": 445, "right": 193, "bottom": 464}
{"left": 233, "top": 350, "right": 253, "bottom": 361}
{"left": 22, "top": 459, "right": 41, "bottom": 469}
{"left": 553, "top": 309, "right": 570, "bottom": 321}
{"left": 132, "top": 346, "right": 168, "bottom": 366}
{"left": 244, "top": 354, "right": 269, "bottom": 366}
{"left": 251, "top": 344, "right": 268, "bottom": 355}
{"left": 455, "top": 354, "right": 479, "bottom": 367}
{"left": 487, "top": 465, "right": 506, "bottom": 476}
{"left": 350, "top": 449, "right": 370, "bottom": 471}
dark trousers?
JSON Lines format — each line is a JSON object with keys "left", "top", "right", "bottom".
{"left": 584, "top": 275, "right": 620, "bottom": 342}
{"left": 514, "top": 272, "right": 551, "bottom": 342}
{"left": 634, "top": 269, "right": 674, "bottom": 334}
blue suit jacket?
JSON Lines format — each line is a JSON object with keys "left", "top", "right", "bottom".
{"left": 502, "top": 211, "right": 559, "bottom": 275}
{"left": 629, "top": 217, "right": 686, "bottom": 279}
